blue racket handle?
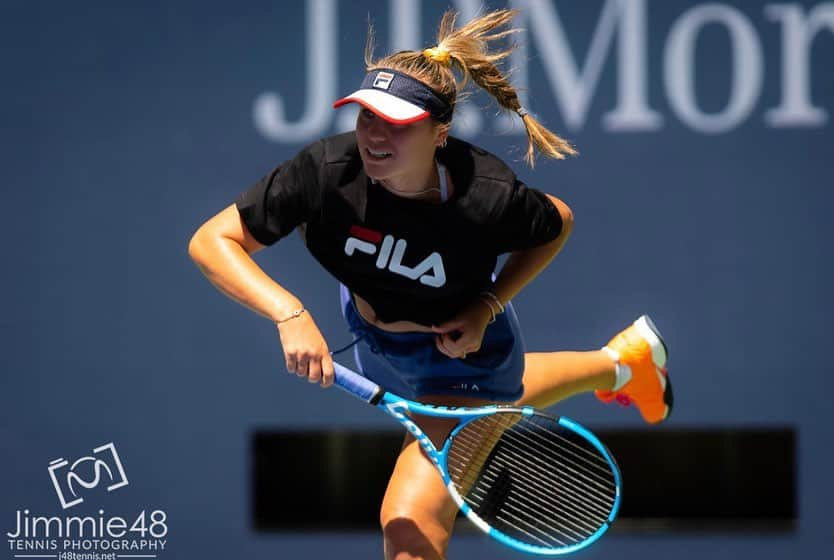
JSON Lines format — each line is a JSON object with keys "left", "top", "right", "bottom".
{"left": 333, "top": 362, "right": 382, "bottom": 403}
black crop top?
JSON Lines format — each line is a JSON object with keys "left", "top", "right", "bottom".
{"left": 235, "top": 132, "right": 562, "bottom": 326}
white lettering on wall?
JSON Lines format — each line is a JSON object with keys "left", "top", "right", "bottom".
{"left": 252, "top": 0, "right": 833, "bottom": 142}
{"left": 253, "top": 0, "right": 337, "bottom": 141}
{"left": 765, "top": 3, "right": 834, "bottom": 126}
{"left": 512, "top": 0, "right": 663, "bottom": 131}
{"left": 604, "top": 0, "right": 664, "bottom": 131}
{"left": 664, "top": 3, "right": 764, "bottom": 134}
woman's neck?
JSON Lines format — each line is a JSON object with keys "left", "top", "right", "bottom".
{"left": 379, "top": 157, "right": 439, "bottom": 197}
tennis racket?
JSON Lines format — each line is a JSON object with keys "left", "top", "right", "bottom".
{"left": 331, "top": 361, "right": 621, "bottom": 556}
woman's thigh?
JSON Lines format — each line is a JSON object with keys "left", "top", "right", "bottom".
{"left": 380, "top": 396, "right": 491, "bottom": 560}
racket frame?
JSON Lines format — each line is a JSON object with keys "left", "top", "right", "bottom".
{"left": 332, "top": 361, "right": 621, "bottom": 555}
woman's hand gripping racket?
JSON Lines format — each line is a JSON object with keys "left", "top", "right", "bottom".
{"left": 332, "top": 362, "right": 621, "bottom": 556}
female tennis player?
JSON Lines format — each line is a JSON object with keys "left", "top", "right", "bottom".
{"left": 189, "top": 9, "right": 672, "bottom": 560}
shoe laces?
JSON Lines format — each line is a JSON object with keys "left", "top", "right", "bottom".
{"left": 615, "top": 394, "right": 633, "bottom": 407}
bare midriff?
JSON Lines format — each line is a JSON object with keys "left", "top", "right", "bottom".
{"left": 352, "top": 292, "right": 435, "bottom": 333}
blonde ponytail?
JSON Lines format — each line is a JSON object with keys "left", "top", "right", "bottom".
{"left": 366, "top": 9, "right": 576, "bottom": 167}
{"left": 433, "top": 9, "right": 576, "bottom": 166}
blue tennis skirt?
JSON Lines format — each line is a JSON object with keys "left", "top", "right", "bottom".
{"left": 337, "top": 284, "right": 525, "bottom": 402}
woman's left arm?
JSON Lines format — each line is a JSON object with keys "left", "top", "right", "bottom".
{"left": 489, "top": 194, "right": 574, "bottom": 306}
{"left": 432, "top": 195, "right": 573, "bottom": 359}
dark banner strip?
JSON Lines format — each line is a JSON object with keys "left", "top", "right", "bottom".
{"left": 251, "top": 428, "right": 795, "bottom": 533}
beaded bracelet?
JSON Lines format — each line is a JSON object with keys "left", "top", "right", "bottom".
{"left": 276, "top": 307, "right": 306, "bottom": 324}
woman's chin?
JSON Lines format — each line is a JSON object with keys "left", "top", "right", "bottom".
{"left": 361, "top": 156, "right": 397, "bottom": 179}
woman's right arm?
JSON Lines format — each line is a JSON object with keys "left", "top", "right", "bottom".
{"left": 187, "top": 204, "right": 334, "bottom": 386}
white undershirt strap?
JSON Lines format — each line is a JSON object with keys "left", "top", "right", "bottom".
{"left": 437, "top": 160, "right": 449, "bottom": 202}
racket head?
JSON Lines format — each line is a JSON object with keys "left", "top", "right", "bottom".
{"left": 439, "top": 407, "right": 621, "bottom": 555}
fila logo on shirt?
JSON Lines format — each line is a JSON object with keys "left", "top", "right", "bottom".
{"left": 344, "top": 225, "right": 446, "bottom": 288}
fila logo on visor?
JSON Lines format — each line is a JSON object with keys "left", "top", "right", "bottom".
{"left": 372, "top": 71, "right": 395, "bottom": 90}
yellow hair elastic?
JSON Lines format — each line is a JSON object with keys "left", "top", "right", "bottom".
{"left": 423, "top": 46, "right": 451, "bottom": 66}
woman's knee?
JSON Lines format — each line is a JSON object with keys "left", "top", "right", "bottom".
{"left": 379, "top": 418, "right": 465, "bottom": 559}
{"left": 380, "top": 506, "right": 452, "bottom": 560}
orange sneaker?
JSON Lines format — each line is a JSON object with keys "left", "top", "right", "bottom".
{"left": 595, "top": 315, "right": 672, "bottom": 424}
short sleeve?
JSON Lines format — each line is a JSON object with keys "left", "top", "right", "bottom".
{"left": 491, "top": 180, "right": 563, "bottom": 254}
{"left": 235, "top": 141, "right": 324, "bottom": 246}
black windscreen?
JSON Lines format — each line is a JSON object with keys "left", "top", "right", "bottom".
{"left": 252, "top": 427, "right": 795, "bottom": 533}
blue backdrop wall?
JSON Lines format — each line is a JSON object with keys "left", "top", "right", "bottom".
{"left": 2, "top": 1, "right": 832, "bottom": 558}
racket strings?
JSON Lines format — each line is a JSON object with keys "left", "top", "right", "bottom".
{"left": 451, "top": 427, "right": 615, "bottom": 515}
{"left": 464, "top": 417, "right": 618, "bottom": 510}
{"left": 453, "top": 413, "right": 614, "bottom": 489}
{"left": 451, "top": 417, "right": 615, "bottom": 504}
{"left": 460, "top": 455, "right": 590, "bottom": 546}
{"left": 468, "top": 468, "right": 592, "bottom": 542}
{"left": 495, "top": 423, "right": 616, "bottom": 495}
{"left": 446, "top": 412, "right": 617, "bottom": 548}
{"left": 450, "top": 412, "right": 611, "bottom": 481}
{"left": 453, "top": 434, "right": 613, "bottom": 526}
{"left": 469, "top": 484, "right": 574, "bottom": 547}
{"left": 467, "top": 445, "right": 608, "bottom": 536}
{"left": 452, "top": 441, "right": 613, "bottom": 546}
{"left": 445, "top": 412, "right": 516, "bottom": 493}
{"left": 453, "top": 431, "right": 611, "bottom": 534}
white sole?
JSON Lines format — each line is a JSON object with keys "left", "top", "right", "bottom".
{"left": 634, "top": 315, "right": 669, "bottom": 397}
{"left": 634, "top": 315, "right": 667, "bottom": 369}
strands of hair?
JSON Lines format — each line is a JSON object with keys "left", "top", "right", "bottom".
{"left": 364, "top": 9, "right": 577, "bottom": 167}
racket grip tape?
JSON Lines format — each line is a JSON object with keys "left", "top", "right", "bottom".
{"left": 333, "top": 362, "right": 383, "bottom": 404}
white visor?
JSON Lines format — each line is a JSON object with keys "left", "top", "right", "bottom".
{"left": 333, "top": 89, "right": 430, "bottom": 125}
